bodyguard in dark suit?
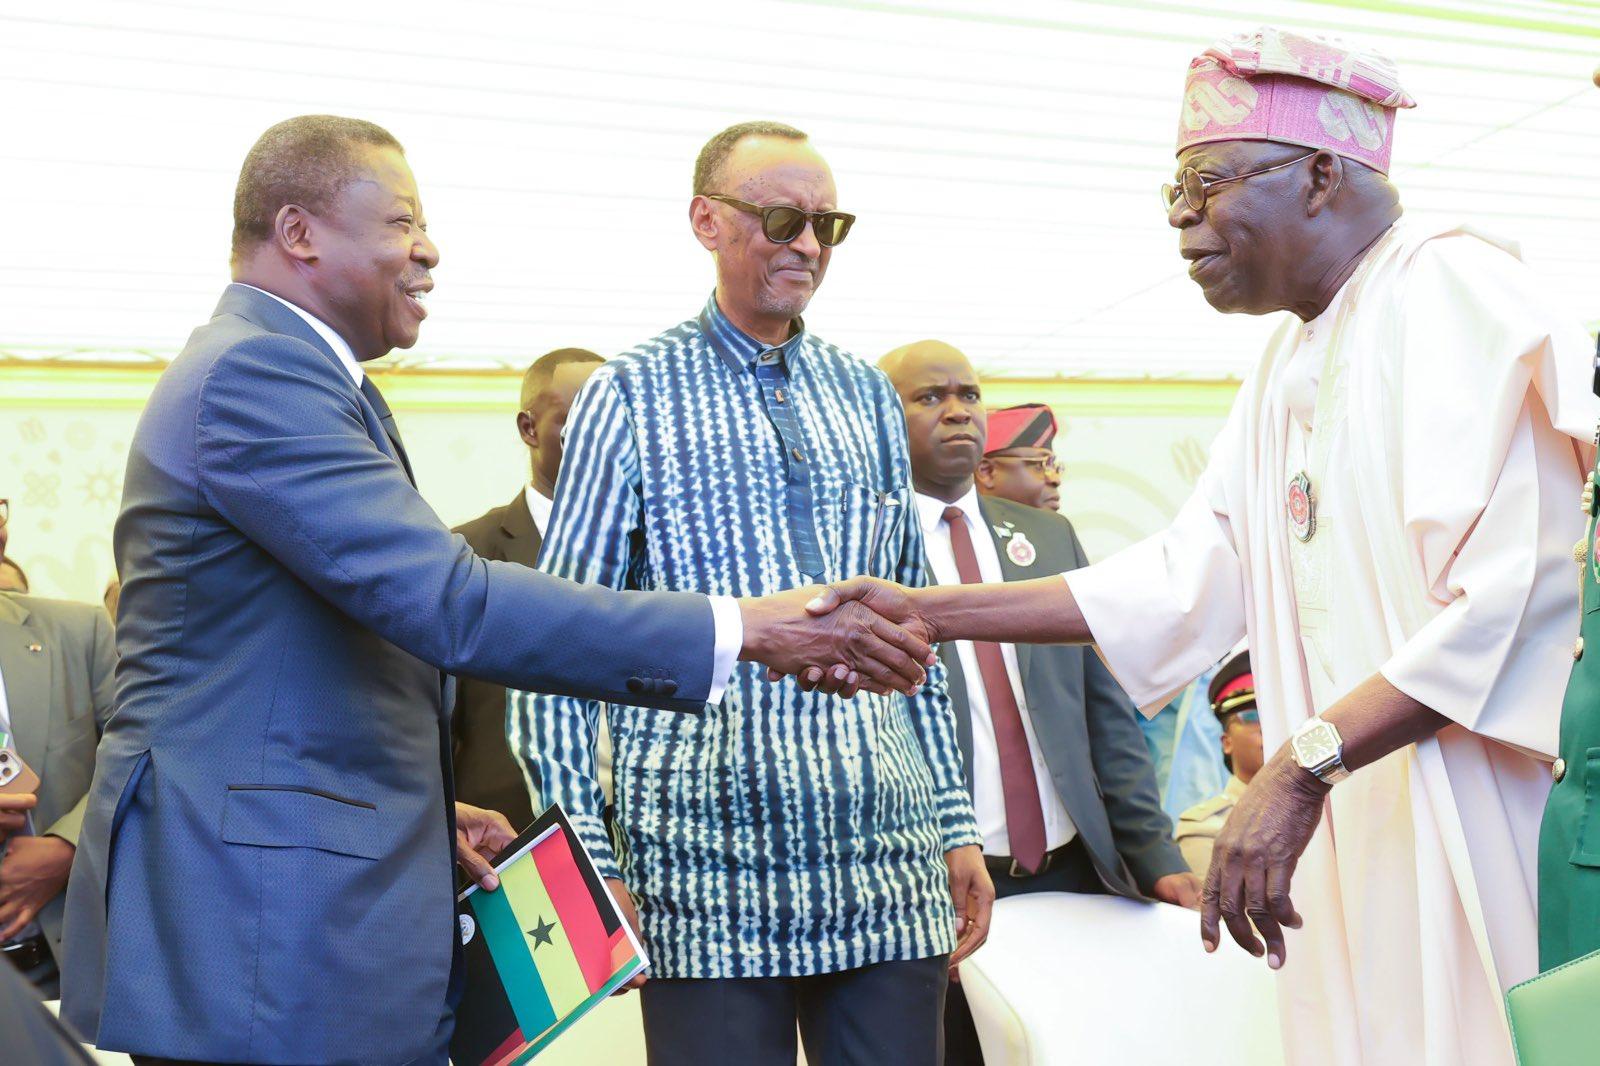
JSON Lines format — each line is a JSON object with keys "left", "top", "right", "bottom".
{"left": 452, "top": 348, "right": 602, "bottom": 828}
{"left": 882, "top": 340, "right": 1196, "bottom": 1065}
{"left": 60, "top": 115, "right": 935, "bottom": 1066}
{"left": 0, "top": 593, "right": 116, "bottom": 999}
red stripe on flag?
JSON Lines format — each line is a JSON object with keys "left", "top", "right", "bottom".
{"left": 532, "top": 828, "right": 618, "bottom": 993}
{"left": 485, "top": 1027, "right": 528, "bottom": 1066}
{"left": 609, "top": 927, "right": 634, "bottom": 971}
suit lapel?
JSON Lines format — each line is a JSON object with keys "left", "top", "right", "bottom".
{"left": 937, "top": 643, "right": 977, "bottom": 791}
{"left": 216, "top": 284, "right": 342, "bottom": 368}
{"left": 216, "top": 285, "right": 416, "bottom": 486}
{"left": 357, "top": 378, "right": 416, "bottom": 487}
{"left": 980, "top": 498, "right": 1034, "bottom": 680}
{"left": 0, "top": 596, "right": 52, "bottom": 763}
{"left": 498, "top": 490, "right": 542, "bottom": 569}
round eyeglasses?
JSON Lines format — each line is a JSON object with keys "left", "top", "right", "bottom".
{"left": 988, "top": 454, "right": 1061, "bottom": 475}
{"left": 706, "top": 195, "right": 856, "bottom": 248}
{"left": 1160, "top": 151, "right": 1316, "bottom": 214}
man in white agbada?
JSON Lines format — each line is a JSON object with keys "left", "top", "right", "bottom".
{"left": 799, "top": 26, "right": 1598, "bottom": 1066}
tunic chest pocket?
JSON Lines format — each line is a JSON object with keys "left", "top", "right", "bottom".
{"left": 828, "top": 480, "right": 908, "bottom": 581}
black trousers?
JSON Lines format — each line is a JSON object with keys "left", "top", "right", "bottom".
{"left": 640, "top": 954, "right": 949, "bottom": 1066}
{"left": 944, "top": 836, "right": 1106, "bottom": 1066}
{"left": 7, "top": 946, "right": 60, "bottom": 1001}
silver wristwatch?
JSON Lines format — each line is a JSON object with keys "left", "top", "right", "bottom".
{"left": 1290, "top": 716, "right": 1350, "bottom": 784}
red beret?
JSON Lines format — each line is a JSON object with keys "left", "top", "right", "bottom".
{"left": 984, "top": 403, "right": 1057, "bottom": 455}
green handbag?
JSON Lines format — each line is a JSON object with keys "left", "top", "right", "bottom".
{"left": 1506, "top": 948, "right": 1600, "bottom": 1064}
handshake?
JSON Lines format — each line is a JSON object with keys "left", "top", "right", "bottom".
{"left": 735, "top": 576, "right": 945, "bottom": 698}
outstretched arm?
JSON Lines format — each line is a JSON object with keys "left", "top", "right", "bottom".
{"left": 804, "top": 574, "right": 1091, "bottom": 647}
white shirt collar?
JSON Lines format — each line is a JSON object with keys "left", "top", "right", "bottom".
{"left": 915, "top": 484, "right": 983, "bottom": 537}
{"left": 524, "top": 484, "right": 554, "bottom": 538}
{"left": 238, "top": 284, "right": 364, "bottom": 387}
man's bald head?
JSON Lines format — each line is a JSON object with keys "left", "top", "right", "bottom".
{"left": 879, "top": 339, "right": 969, "bottom": 385}
{"left": 880, "top": 340, "right": 986, "bottom": 503}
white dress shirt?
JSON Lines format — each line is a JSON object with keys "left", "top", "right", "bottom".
{"left": 238, "top": 284, "right": 364, "bottom": 386}
{"left": 0, "top": 657, "right": 11, "bottom": 751}
{"left": 523, "top": 485, "right": 554, "bottom": 539}
{"left": 0, "top": 656, "right": 29, "bottom": 832}
{"left": 238, "top": 284, "right": 742, "bottom": 701}
{"left": 0, "top": 638, "right": 42, "bottom": 944}
{"left": 916, "top": 488, "right": 1075, "bottom": 856}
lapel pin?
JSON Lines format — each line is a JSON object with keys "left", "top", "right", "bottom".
{"left": 992, "top": 525, "right": 1012, "bottom": 539}
{"left": 27, "top": 642, "right": 42, "bottom": 654}
{"left": 1006, "top": 532, "right": 1037, "bottom": 567}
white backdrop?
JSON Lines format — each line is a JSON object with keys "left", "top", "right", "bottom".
{"left": 3, "top": 0, "right": 1599, "bottom": 601}
{"left": 3, "top": 0, "right": 1598, "bottom": 379}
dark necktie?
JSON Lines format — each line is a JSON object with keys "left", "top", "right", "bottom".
{"left": 942, "top": 505, "right": 1047, "bottom": 873}
{"left": 359, "top": 376, "right": 416, "bottom": 486}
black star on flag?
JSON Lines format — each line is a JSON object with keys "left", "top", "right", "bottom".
{"left": 526, "top": 915, "right": 556, "bottom": 950}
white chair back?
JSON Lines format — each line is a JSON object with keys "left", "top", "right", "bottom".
{"left": 959, "top": 893, "right": 1286, "bottom": 1066}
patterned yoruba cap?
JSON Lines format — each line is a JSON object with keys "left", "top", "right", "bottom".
{"left": 1177, "top": 26, "right": 1417, "bottom": 174}
{"left": 984, "top": 403, "right": 1057, "bottom": 455}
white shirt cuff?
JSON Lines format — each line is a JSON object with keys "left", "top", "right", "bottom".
{"left": 706, "top": 595, "right": 744, "bottom": 704}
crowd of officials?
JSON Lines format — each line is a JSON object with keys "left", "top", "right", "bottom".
{"left": 4, "top": 22, "right": 1600, "bottom": 1066}
{"left": 0, "top": 333, "right": 1236, "bottom": 1062}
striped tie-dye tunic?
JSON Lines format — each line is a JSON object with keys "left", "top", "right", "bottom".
{"left": 509, "top": 295, "right": 981, "bottom": 979}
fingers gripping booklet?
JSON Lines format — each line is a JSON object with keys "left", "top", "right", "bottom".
{"left": 452, "top": 804, "right": 647, "bottom": 1066}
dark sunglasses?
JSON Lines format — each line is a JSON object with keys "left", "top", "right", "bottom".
{"left": 706, "top": 195, "right": 856, "bottom": 247}
{"left": 1223, "top": 708, "right": 1261, "bottom": 725}
{"left": 1160, "top": 151, "right": 1316, "bottom": 214}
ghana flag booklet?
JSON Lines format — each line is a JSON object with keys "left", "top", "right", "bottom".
{"left": 451, "top": 804, "right": 647, "bottom": 1065}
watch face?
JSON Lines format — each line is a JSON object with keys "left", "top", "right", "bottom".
{"left": 1296, "top": 724, "right": 1337, "bottom": 765}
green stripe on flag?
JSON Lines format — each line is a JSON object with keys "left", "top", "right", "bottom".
{"left": 499, "top": 846, "right": 591, "bottom": 1015}
{"left": 472, "top": 885, "right": 558, "bottom": 1040}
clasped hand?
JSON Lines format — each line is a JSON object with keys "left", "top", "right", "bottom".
{"left": 744, "top": 578, "right": 931, "bottom": 696}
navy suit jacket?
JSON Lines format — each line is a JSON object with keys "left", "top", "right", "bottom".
{"left": 940, "top": 495, "right": 1186, "bottom": 897}
{"left": 61, "top": 285, "right": 715, "bottom": 1064}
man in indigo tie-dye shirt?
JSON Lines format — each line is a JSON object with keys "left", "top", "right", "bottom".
{"left": 511, "top": 122, "right": 990, "bottom": 1065}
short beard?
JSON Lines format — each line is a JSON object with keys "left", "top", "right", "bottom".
{"left": 756, "top": 282, "right": 813, "bottom": 320}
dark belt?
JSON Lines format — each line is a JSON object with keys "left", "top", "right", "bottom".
{"left": 985, "top": 840, "right": 1076, "bottom": 880}
{"left": 1, "top": 933, "right": 51, "bottom": 973}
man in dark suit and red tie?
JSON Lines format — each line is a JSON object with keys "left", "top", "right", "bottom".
{"left": 453, "top": 347, "right": 603, "bottom": 830}
{"left": 881, "top": 339, "right": 1199, "bottom": 1065}
{"left": 59, "top": 114, "right": 937, "bottom": 1066}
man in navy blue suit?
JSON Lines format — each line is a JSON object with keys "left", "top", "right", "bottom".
{"left": 59, "top": 115, "right": 933, "bottom": 1066}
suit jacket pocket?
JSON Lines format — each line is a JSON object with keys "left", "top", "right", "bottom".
{"left": 221, "top": 784, "right": 382, "bottom": 860}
